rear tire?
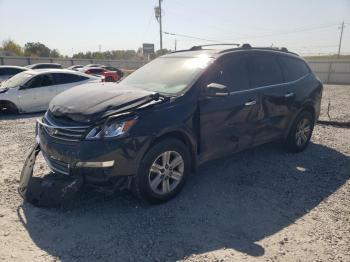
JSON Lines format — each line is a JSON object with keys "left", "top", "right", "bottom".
{"left": 284, "top": 111, "right": 314, "bottom": 153}
{"left": 132, "top": 138, "right": 190, "bottom": 204}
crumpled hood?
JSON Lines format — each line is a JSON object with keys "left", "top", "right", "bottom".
{"left": 49, "top": 82, "right": 156, "bottom": 123}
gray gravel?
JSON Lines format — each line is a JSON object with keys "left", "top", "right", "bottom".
{"left": 0, "top": 85, "right": 349, "bottom": 261}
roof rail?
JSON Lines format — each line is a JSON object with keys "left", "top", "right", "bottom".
{"left": 219, "top": 45, "right": 298, "bottom": 56}
{"left": 241, "top": 43, "right": 252, "bottom": 49}
{"left": 170, "top": 43, "right": 298, "bottom": 56}
{"left": 189, "top": 43, "right": 240, "bottom": 51}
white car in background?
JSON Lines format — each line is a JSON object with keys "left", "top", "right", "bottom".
{"left": 0, "top": 69, "right": 99, "bottom": 113}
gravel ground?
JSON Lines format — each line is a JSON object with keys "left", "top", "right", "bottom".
{"left": 319, "top": 84, "right": 350, "bottom": 123}
{"left": 0, "top": 85, "right": 349, "bottom": 262}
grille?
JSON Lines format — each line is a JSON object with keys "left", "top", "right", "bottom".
{"left": 41, "top": 112, "right": 89, "bottom": 143}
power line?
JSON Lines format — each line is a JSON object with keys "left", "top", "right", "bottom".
{"left": 164, "top": 31, "right": 230, "bottom": 43}
{"left": 237, "top": 23, "right": 341, "bottom": 40}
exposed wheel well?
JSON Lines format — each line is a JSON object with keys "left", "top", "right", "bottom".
{"left": 149, "top": 131, "right": 197, "bottom": 173}
{"left": 303, "top": 105, "right": 316, "bottom": 122}
{"left": 0, "top": 100, "right": 19, "bottom": 114}
{"left": 284, "top": 105, "right": 316, "bottom": 139}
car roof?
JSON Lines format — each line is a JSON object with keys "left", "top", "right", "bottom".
{"left": 24, "top": 68, "right": 95, "bottom": 77}
{"left": 85, "top": 67, "right": 105, "bottom": 70}
{"left": 28, "top": 63, "right": 61, "bottom": 66}
{"left": 0, "top": 65, "right": 28, "bottom": 70}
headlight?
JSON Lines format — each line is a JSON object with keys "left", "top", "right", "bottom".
{"left": 85, "top": 118, "right": 137, "bottom": 140}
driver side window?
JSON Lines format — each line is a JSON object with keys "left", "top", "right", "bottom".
{"left": 25, "top": 74, "right": 54, "bottom": 89}
{"left": 208, "top": 55, "right": 250, "bottom": 92}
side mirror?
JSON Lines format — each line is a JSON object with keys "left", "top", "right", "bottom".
{"left": 206, "top": 83, "right": 229, "bottom": 97}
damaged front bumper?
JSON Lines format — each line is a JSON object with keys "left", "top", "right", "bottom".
{"left": 18, "top": 144, "right": 83, "bottom": 207}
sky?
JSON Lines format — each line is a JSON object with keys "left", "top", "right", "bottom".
{"left": 0, "top": 0, "right": 349, "bottom": 56}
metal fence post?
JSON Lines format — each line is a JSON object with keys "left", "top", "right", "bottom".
{"left": 327, "top": 62, "right": 333, "bottom": 84}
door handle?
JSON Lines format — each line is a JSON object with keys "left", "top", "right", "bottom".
{"left": 284, "top": 92, "right": 295, "bottom": 98}
{"left": 244, "top": 100, "right": 257, "bottom": 106}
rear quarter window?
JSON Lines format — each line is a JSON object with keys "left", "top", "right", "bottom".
{"left": 278, "top": 56, "right": 310, "bottom": 82}
{"left": 53, "top": 73, "right": 88, "bottom": 84}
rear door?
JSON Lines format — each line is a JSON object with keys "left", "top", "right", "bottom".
{"left": 199, "top": 53, "right": 261, "bottom": 161}
{"left": 247, "top": 52, "right": 299, "bottom": 144}
{"left": 18, "top": 74, "right": 56, "bottom": 112}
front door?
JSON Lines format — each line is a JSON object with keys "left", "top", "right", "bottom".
{"left": 18, "top": 74, "right": 56, "bottom": 112}
{"left": 199, "top": 54, "right": 261, "bottom": 162}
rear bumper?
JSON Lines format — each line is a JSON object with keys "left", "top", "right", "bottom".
{"left": 38, "top": 123, "right": 151, "bottom": 185}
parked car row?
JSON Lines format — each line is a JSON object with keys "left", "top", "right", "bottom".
{"left": 0, "top": 63, "right": 124, "bottom": 84}
{"left": 0, "top": 62, "right": 126, "bottom": 113}
{"left": 17, "top": 44, "right": 323, "bottom": 206}
{"left": 0, "top": 69, "right": 99, "bottom": 113}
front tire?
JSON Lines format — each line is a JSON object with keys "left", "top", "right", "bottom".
{"left": 132, "top": 138, "right": 190, "bottom": 204}
{"left": 0, "top": 101, "right": 19, "bottom": 114}
{"left": 285, "top": 111, "right": 314, "bottom": 153}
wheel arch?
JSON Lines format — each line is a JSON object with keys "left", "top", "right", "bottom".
{"left": 284, "top": 102, "right": 316, "bottom": 139}
{"left": 147, "top": 130, "right": 198, "bottom": 173}
{"left": 0, "top": 100, "right": 19, "bottom": 113}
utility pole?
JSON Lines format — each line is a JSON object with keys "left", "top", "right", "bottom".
{"left": 174, "top": 39, "right": 177, "bottom": 51}
{"left": 337, "top": 21, "right": 345, "bottom": 58}
{"left": 154, "top": 1, "right": 163, "bottom": 53}
{"left": 159, "top": 0, "right": 163, "bottom": 52}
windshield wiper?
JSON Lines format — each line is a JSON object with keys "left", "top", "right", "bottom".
{"left": 151, "top": 92, "right": 170, "bottom": 101}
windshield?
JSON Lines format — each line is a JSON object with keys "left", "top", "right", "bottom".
{"left": 1, "top": 71, "right": 34, "bottom": 88}
{"left": 120, "top": 55, "right": 213, "bottom": 94}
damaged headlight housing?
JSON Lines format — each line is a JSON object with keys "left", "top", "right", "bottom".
{"left": 86, "top": 117, "right": 137, "bottom": 140}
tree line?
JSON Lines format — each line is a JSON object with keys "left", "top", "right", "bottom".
{"left": 0, "top": 39, "right": 170, "bottom": 60}
{"left": 0, "top": 40, "right": 61, "bottom": 58}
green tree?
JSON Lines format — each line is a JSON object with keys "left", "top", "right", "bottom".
{"left": 2, "top": 39, "right": 23, "bottom": 56}
{"left": 50, "top": 49, "right": 60, "bottom": 58}
{"left": 24, "top": 42, "right": 51, "bottom": 57}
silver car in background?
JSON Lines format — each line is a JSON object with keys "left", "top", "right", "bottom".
{"left": 0, "top": 66, "right": 28, "bottom": 83}
{"left": 0, "top": 69, "right": 99, "bottom": 113}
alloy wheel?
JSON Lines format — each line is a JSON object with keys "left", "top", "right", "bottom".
{"left": 148, "top": 151, "right": 184, "bottom": 195}
{"left": 295, "top": 117, "right": 311, "bottom": 147}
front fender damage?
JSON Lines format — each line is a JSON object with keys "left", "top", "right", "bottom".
{"left": 18, "top": 144, "right": 83, "bottom": 207}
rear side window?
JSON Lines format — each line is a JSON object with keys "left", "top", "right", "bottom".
{"left": 53, "top": 73, "right": 88, "bottom": 84}
{"left": 210, "top": 55, "right": 250, "bottom": 92}
{"left": 7, "top": 68, "right": 24, "bottom": 75}
{"left": 34, "top": 64, "right": 61, "bottom": 69}
{"left": 89, "top": 69, "right": 104, "bottom": 74}
{"left": 278, "top": 56, "right": 309, "bottom": 81}
{"left": 0, "top": 68, "right": 24, "bottom": 75}
{"left": 248, "top": 54, "right": 283, "bottom": 87}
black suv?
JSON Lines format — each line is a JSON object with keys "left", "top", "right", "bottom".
{"left": 19, "top": 44, "right": 323, "bottom": 205}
